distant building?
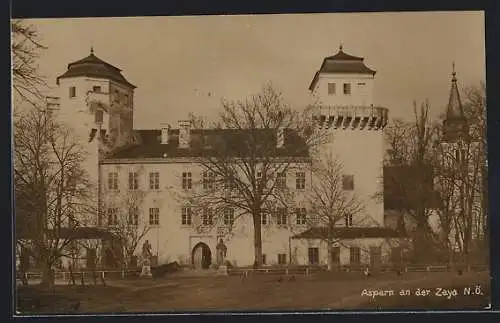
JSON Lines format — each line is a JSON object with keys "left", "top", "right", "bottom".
{"left": 21, "top": 46, "right": 419, "bottom": 271}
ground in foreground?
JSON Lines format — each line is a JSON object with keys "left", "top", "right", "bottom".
{"left": 15, "top": 271, "right": 490, "bottom": 314}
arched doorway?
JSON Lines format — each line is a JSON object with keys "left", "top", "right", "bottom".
{"left": 192, "top": 242, "right": 212, "bottom": 269}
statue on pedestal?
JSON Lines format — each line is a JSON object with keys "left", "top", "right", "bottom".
{"left": 216, "top": 239, "right": 229, "bottom": 275}
{"left": 140, "top": 240, "right": 152, "bottom": 278}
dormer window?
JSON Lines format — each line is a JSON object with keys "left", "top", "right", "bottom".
{"left": 69, "top": 86, "right": 76, "bottom": 98}
{"left": 93, "top": 86, "right": 102, "bottom": 93}
{"left": 343, "top": 83, "right": 351, "bottom": 95}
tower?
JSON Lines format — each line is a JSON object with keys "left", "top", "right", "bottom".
{"left": 53, "top": 48, "right": 137, "bottom": 224}
{"left": 309, "top": 45, "right": 389, "bottom": 226}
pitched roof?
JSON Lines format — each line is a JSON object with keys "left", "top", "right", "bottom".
{"left": 383, "top": 165, "right": 442, "bottom": 210}
{"left": 292, "top": 227, "right": 405, "bottom": 239}
{"left": 104, "top": 128, "right": 310, "bottom": 160}
{"left": 56, "top": 49, "right": 136, "bottom": 89}
{"left": 309, "top": 46, "right": 376, "bottom": 91}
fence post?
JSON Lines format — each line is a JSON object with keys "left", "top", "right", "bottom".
{"left": 426, "top": 266, "right": 430, "bottom": 272}
{"left": 305, "top": 268, "right": 309, "bottom": 276}
{"left": 101, "top": 271, "right": 105, "bottom": 279}
{"left": 122, "top": 269, "right": 125, "bottom": 279}
{"left": 285, "top": 268, "right": 289, "bottom": 276}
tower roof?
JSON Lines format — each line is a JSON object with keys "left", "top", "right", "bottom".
{"left": 56, "top": 48, "right": 136, "bottom": 89}
{"left": 446, "top": 63, "right": 465, "bottom": 120}
{"left": 309, "top": 45, "right": 376, "bottom": 91}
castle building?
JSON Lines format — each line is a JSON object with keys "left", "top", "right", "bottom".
{"left": 37, "top": 46, "right": 407, "bottom": 270}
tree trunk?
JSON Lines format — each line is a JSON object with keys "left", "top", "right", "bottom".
{"left": 326, "top": 242, "right": 333, "bottom": 271}
{"left": 253, "top": 213, "right": 262, "bottom": 268}
{"left": 40, "top": 260, "right": 53, "bottom": 287}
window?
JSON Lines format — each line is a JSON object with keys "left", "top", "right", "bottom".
{"left": 203, "top": 171, "right": 215, "bottom": 190}
{"left": 345, "top": 213, "right": 353, "bottom": 227}
{"left": 296, "top": 172, "right": 306, "bottom": 189}
{"left": 149, "top": 172, "right": 160, "bottom": 190}
{"left": 276, "top": 172, "right": 287, "bottom": 189}
{"left": 108, "top": 172, "right": 118, "bottom": 190}
{"left": 224, "top": 175, "right": 235, "bottom": 190}
{"left": 114, "top": 89, "right": 119, "bottom": 102}
{"left": 278, "top": 253, "right": 287, "bottom": 265}
{"left": 262, "top": 254, "right": 267, "bottom": 265}
{"left": 357, "top": 82, "right": 366, "bottom": 86}
{"left": 129, "top": 172, "right": 139, "bottom": 190}
{"left": 202, "top": 208, "right": 213, "bottom": 225}
{"left": 342, "top": 175, "right": 354, "bottom": 190}
{"left": 107, "top": 208, "right": 118, "bottom": 226}
{"left": 95, "top": 109, "right": 104, "bottom": 124}
{"left": 128, "top": 207, "right": 139, "bottom": 226}
{"left": 343, "top": 83, "right": 351, "bottom": 95}
{"left": 256, "top": 171, "right": 263, "bottom": 187}
{"left": 308, "top": 247, "right": 319, "bottom": 265}
{"left": 296, "top": 208, "right": 307, "bottom": 225}
{"left": 224, "top": 208, "right": 235, "bottom": 226}
{"left": 124, "top": 94, "right": 129, "bottom": 105}
{"left": 149, "top": 208, "right": 160, "bottom": 225}
{"left": 69, "top": 86, "right": 76, "bottom": 98}
{"left": 350, "top": 247, "right": 361, "bottom": 265}
{"left": 260, "top": 209, "right": 267, "bottom": 225}
{"left": 276, "top": 208, "right": 287, "bottom": 225}
{"left": 328, "top": 83, "right": 336, "bottom": 95}
{"left": 93, "top": 86, "right": 102, "bottom": 93}
{"left": 182, "top": 172, "right": 192, "bottom": 190}
{"left": 181, "top": 207, "right": 192, "bottom": 225}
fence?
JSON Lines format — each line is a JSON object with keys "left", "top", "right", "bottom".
{"left": 228, "top": 264, "right": 489, "bottom": 277}
{"left": 19, "top": 264, "right": 489, "bottom": 281}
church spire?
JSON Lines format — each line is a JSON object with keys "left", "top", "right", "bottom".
{"left": 446, "top": 62, "right": 465, "bottom": 120}
{"left": 443, "top": 63, "right": 468, "bottom": 142}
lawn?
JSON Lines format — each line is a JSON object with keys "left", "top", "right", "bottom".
{"left": 15, "top": 271, "right": 490, "bottom": 314}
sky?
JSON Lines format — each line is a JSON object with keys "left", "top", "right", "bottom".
{"left": 27, "top": 11, "right": 485, "bottom": 129}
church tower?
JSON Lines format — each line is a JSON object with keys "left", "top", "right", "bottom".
{"left": 309, "top": 45, "right": 389, "bottom": 226}
{"left": 52, "top": 48, "right": 137, "bottom": 225}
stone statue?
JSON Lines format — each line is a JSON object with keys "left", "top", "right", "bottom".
{"left": 216, "top": 238, "right": 227, "bottom": 265}
{"left": 140, "top": 240, "right": 152, "bottom": 278}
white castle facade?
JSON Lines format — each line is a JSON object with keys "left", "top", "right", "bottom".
{"left": 44, "top": 46, "right": 409, "bottom": 270}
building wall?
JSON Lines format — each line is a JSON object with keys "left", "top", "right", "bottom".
{"left": 99, "top": 160, "right": 318, "bottom": 267}
{"left": 291, "top": 238, "right": 398, "bottom": 266}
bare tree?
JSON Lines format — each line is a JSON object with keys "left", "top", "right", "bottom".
{"left": 178, "top": 83, "right": 326, "bottom": 268}
{"left": 14, "top": 107, "right": 93, "bottom": 286}
{"left": 305, "top": 154, "right": 365, "bottom": 271}
{"left": 101, "top": 188, "right": 150, "bottom": 270}
{"left": 11, "top": 19, "right": 48, "bottom": 106}
{"left": 381, "top": 100, "right": 440, "bottom": 263}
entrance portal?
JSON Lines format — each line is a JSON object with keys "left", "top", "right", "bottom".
{"left": 192, "top": 242, "right": 212, "bottom": 269}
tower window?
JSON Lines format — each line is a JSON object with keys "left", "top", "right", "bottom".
{"left": 95, "top": 109, "right": 104, "bottom": 124}
{"left": 276, "top": 208, "right": 287, "bottom": 225}
{"left": 343, "top": 83, "right": 351, "bottom": 95}
{"left": 93, "top": 86, "right": 102, "bottom": 93}
{"left": 342, "top": 175, "right": 354, "bottom": 190}
{"left": 328, "top": 83, "right": 336, "bottom": 95}
{"left": 224, "top": 208, "right": 235, "bottom": 226}
{"left": 296, "top": 208, "right": 307, "bottom": 225}
{"left": 296, "top": 172, "right": 306, "bottom": 189}
{"left": 69, "top": 86, "right": 76, "bottom": 98}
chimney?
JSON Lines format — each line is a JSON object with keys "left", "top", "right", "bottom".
{"left": 178, "top": 120, "right": 191, "bottom": 148}
{"left": 277, "top": 127, "right": 285, "bottom": 148}
{"left": 160, "top": 123, "right": 170, "bottom": 144}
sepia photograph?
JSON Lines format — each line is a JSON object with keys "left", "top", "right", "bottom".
{"left": 12, "top": 11, "right": 489, "bottom": 314}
